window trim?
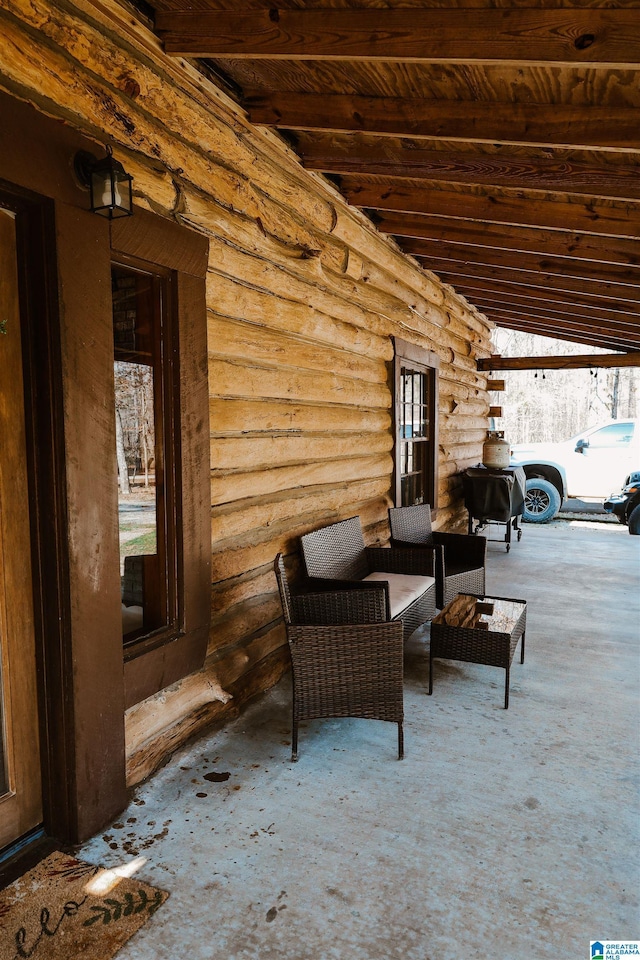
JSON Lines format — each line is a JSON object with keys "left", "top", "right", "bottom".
{"left": 111, "top": 210, "right": 210, "bottom": 709}
{"left": 392, "top": 338, "right": 439, "bottom": 509}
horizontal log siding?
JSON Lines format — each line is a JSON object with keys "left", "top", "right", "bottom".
{"left": 0, "top": 0, "right": 493, "bottom": 784}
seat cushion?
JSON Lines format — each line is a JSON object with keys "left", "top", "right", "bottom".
{"left": 363, "top": 571, "right": 436, "bottom": 620}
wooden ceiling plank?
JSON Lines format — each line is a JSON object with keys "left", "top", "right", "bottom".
{"left": 421, "top": 259, "right": 640, "bottom": 304}
{"left": 485, "top": 317, "right": 637, "bottom": 352}
{"left": 340, "top": 179, "right": 640, "bottom": 241}
{"left": 155, "top": 10, "right": 640, "bottom": 67}
{"left": 478, "top": 353, "right": 640, "bottom": 371}
{"left": 246, "top": 93, "right": 640, "bottom": 153}
{"left": 449, "top": 279, "right": 639, "bottom": 318}
{"left": 467, "top": 298, "right": 640, "bottom": 334}
{"left": 491, "top": 329, "right": 637, "bottom": 355}
{"left": 464, "top": 291, "right": 639, "bottom": 328}
{"left": 377, "top": 214, "right": 640, "bottom": 266}
{"left": 479, "top": 306, "right": 637, "bottom": 337}
{"left": 401, "top": 238, "right": 640, "bottom": 283}
{"left": 299, "top": 140, "right": 640, "bottom": 203}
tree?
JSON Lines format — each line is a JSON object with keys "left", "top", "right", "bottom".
{"left": 114, "top": 360, "right": 155, "bottom": 493}
{"left": 490, "top": 330, "right": 639, "bottom": 444}
{"left": 115, "top": 406, "right": 131, "bottom": 495}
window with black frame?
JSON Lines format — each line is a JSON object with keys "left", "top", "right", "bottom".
{"left": 394, "top": 339, "right": 439, "bottom": 508}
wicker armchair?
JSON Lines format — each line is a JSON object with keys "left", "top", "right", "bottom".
{"left": 388, "top": 504, "right": 487, "bottom": 610}
{"left": 274, "top": 554, "right": 405, "bottom": 762}
{"left": 300, "top": 515, "right": 437, "bottom": 637}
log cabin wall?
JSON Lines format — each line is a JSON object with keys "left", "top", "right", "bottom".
{"left": 0, "top": 0, "right": 492, "bottom": 791}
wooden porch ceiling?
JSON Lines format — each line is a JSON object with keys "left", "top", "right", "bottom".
{"left": 150, "top": 1, "right": 640, "bottom": 355}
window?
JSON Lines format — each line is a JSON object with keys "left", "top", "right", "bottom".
{"left": 112, "top": 263, "right": 179, "bottom": 647}
{"left": 586, "top": 421, "right": 634, "bottom": 448}
{"left": 393, "top": 339, "right": 439, "bottom": 507}
{"left": 110, "top": 210, "right": 210, "bottom": 709}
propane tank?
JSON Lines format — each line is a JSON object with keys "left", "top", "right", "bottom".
{"left": 482, "top": 430, "right": 510, "bottom": 469}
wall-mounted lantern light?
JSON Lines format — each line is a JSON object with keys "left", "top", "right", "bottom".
{"left": 74, "top": 145, "right": 133, "bottom": 219}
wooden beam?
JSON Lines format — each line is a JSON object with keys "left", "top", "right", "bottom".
{"left": 476, "top": 307, "right": 640, "bottom": 345}
{"left": 341, "top": 179, "right": 640, "bottom": 240}
{"left": 438, "top": 276, "right": 640, "bottom": 315}
{"left": 420, "top": 258, "right": 640, "bottom": 305}
{"left": 400, "top": 238, "right": 640, "bottom": 283}
{"left": 375, "top": 214, "right": 640, "bottom": 266}
{"left": 246, "top": 93, "right": 640, "bottom": 153}
{"left": 155, "top": 10, "right": 640, "bottom": 67}
{"left": 298, "top": 136, "right": 640, "bottom": 202}
{"left": 482, "top": 306, "right": 640, "bottom": 345}
{"left": 479, "top": 353, "right": 640, "bottom": 371}
{"left": 466, "top": 292, "right": 639, "bottom": 329}
{"left": 490, "top": 316, "right": 639, "bottom": 352}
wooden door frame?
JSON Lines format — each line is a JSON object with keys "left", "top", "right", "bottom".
{"left": 0, "top": 178, "right": 75, "bottom": 844}
{"left": 392, "top": 337, "right": 440, "bottom": 509}
{"left": 0, "top": 91, "right": 208, "bottom": 845}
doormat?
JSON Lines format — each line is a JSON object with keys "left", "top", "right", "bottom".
{"left": 0, "top": 850, "right": 168, "bottom": 960}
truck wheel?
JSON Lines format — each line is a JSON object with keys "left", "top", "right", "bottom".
{"left": 523, "top": 478, "right": 561, "bottom": 523}
{"left": 628, "top": 504, "right": 640, "bottom": 535}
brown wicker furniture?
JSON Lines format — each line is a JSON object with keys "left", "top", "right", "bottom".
{"left": 300, "top": 515, "right": 437, "bottom": 637}
{"left": 388, "top": 504, "right": 487, "bottom": 609}
{"left": 430, "top": 593, "right": 527, "bottom": 708}
{"left": 274, "top": 554, "right": 405, "bottom": 761}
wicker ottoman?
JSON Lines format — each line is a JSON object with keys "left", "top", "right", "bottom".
{"left": 430, "top": 593, "right": 527, "bottom": 708}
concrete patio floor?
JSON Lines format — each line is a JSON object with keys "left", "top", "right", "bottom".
{"left": 79, "top": 520, "right": 639, "bottom": 960}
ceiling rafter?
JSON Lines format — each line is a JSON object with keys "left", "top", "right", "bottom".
{"left": 152, "top": 1, "right": 640, "bottom": 355}
{"left": 401, "top": 239, "right": 640, "bottom": 285}
{"left": 155, "top": 9, "right": 640, "bottom": 67}
{"left": 460, "top": 294, "right": 639, "bottom": 330}
{"left": 420, "top": 260, "right": 640, "bottom": 306}
{"left": 296, "top": 136, "right": 640, "bottom": 203}
{"left": 488, "top": 317, "right": 637, "bottom": 353}
{"left": 470, "top": 303, "right": 639, "bottom": 337}
{"left": 372, "top": 214, "right": 640, "bottom": 267}
{"left": 339, "top": 179, "right": 640, "bottom": 241}
{"left": 443, "top": 280, "right": 639, "bottom": 318}
{"left": 245, "top": 93, "right": 640, "bottom": 153}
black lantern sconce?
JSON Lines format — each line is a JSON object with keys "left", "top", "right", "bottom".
{"left": 74, "top": 145, "right": 133, "bottom": 219}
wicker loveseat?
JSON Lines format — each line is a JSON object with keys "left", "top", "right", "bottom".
{"left": 300, "top": 515, "right": 437, "bottom": 636}
{"left": 274, "top": 553, "right": 405, "bottom": 761}
{"left": 388, "top": 504, "right": 487, "bottom": 610}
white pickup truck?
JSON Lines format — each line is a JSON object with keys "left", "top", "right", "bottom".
{"left": 510, "top": 418, "right": 639, "bottom": 522}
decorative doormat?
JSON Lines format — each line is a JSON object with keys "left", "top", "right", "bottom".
{"left": 0, "top": 851, "right": 168, "bottom": 960}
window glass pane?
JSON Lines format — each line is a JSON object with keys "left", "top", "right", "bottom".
{"left": 396, "top": 359, "right": 434, "bottom": 507}
{"left": 400, "top": 368, "right": 429, "bottom": 438}
{"left": 112, "top": 265, "right": 171, "bottom": 643}
{"left": 406, "top": 442, "right": 414, "bottom": 474}
{"left": 588, "top": 422, "right": 634, "bottom": 447}
{"left": 402, "top": 403, "right": 412, "bottom": 437}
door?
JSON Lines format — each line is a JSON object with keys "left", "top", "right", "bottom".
{"left": 0, "top": 205, "right": 43, "bottom": 850}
